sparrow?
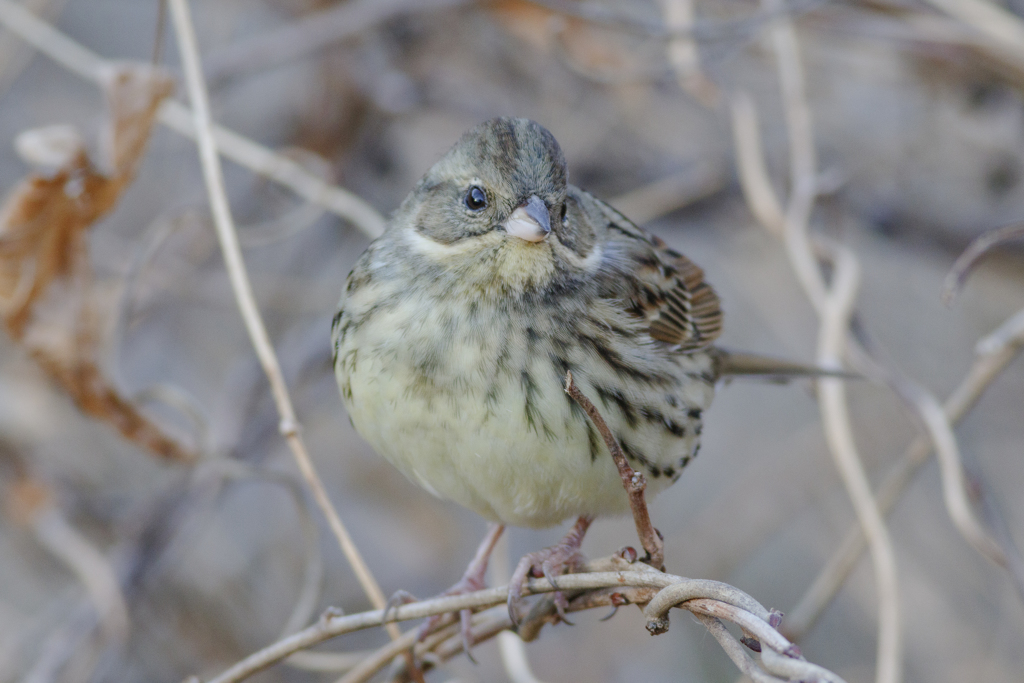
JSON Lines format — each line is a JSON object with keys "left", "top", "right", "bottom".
{"left": 332, "top": 117, "right": 790, "bottom": 638}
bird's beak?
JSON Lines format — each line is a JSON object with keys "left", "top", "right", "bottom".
{"left": 504, "top": 195, "right": 550, "bottom": 243}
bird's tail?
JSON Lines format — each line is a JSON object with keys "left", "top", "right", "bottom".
{"left": 710, "top": 349, "right": 859, "bottom": 382}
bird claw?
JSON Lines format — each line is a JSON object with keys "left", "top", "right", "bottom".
{"left": 508, "top": 520, "right": 589, "bottom": 626}
{"left": 417, "top": 572, "right": 486, "bottom": 657}
{"left": 417, "top": 523, "right": 504, "bottom": 662}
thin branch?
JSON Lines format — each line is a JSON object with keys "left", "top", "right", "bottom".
{"left": 166, "top": 0, "right": 393, "bottom": 635}
{"left": 842, "top": 335, "right": 1024, "bottom": 600}
{"left": 564, "top": 371, "right": 663, "bottom": 569}
{"left": 921, "top": 0, "right": 1024, "bottom": 64}
{"left": 30, "top": 501, "right": 130, "bottom": 643}
{"left": 198, "top": 560, "right": 846, "bottom": 683}
{"left": 942, "top": 221, "right": 1024, "bottom": 304}
{"left": 976, "top": 306, "right": 1024, "bottom": 355}
{"left": 526, "top": 0, "right": 831, "bottom": 42}
{"left": 815, "top": 247, "right": 901, "bottom": 683}
{"left": 0, "top": 0, "right": 385, "bottom": 239}
{"left": 784, "top": 307, "right": 1024, "bottom": 640}
{"left": 489, "top": 530, "right": 549, "bottom": 683}
{"left": 693, "top": 614, "right": 787, "bottom": 683}
{"left": 732, "top": 3, "right": 904, "bottom": 680}
{"left": 608, "top": 162, "right": 728, "bottom": 226}
{"left": 202, "top": 0, "right": 469, "bottom": 83}
{"left": 156, "top": 103, "right": 385, "bottom": 238}
{"left": 730, "top": 91, "right": 786, "bottom": 238}
{"left": 661, "top": 0, "right": 720, "bottom": 106}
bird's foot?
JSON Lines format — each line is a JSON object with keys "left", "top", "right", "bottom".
{"left": 508, "top": 516, "right": 593, "bottom": 626}
{"left": 417, "top": 523, "right": 504, "bottom": 662}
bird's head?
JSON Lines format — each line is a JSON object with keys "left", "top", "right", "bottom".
{"left": 391, "top": 118, "right": 594, "bottom": 295}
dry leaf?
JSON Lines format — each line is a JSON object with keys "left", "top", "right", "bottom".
{"left": 0, "top": 63, "right": 194, "bottom": 462}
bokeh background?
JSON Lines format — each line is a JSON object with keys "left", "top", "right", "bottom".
{"left": 0, "top": 0, "right": 1023, "bottom": 681}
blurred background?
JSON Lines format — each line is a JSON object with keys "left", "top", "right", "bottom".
{"left": 0, "top": 0, "right": 1023, "bottom": 681}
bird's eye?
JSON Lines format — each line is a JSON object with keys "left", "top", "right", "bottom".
{"left": 464, "top": 186, "right": 487, "bottom": 211}
{"left": 560, "top": 203, "right": 568, "bottom": 225}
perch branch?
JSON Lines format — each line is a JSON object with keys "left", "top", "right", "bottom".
{"left": 197, "top": 558, "right": 846, "bottom": 683}
{"left": 564, "top": 371, "right": 664, "bottom": 569}
{"left": 166, "top": 0, "right": 394, "bottom": 635}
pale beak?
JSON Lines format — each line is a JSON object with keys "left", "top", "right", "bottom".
{"left": 504, "top": 195, "right": 550, "bottom": 243}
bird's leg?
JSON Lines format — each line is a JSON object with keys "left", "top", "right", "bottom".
{"left": 564, "top": 371, "right": 664, "bottom": 569}
{"left": 508, "top": 515, "right": 593, "bottom": 625}
{"left": 418, "top": 522, "right": 504, "bottom": 660}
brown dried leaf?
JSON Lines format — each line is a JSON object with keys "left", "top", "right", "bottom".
{"left": 0, "top": 63, "right": 194, "bottom": 462}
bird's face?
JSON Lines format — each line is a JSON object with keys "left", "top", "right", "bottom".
{"left": 392, "top": 118, "right": 592, "bottom": 294}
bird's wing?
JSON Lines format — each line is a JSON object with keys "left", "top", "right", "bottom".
{"left": 580, "top": 188, "right": 723, "bottom": 352}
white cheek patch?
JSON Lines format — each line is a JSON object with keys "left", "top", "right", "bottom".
{"left": 405, "top": 227, "right": 478, "bottom": 260}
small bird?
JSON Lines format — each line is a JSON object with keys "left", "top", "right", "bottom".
{"left": 333, "top": 117, "right": 802, "bottom": 637}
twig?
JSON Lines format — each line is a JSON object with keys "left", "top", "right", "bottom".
{"left": 843, "top": 336, "right": 1024, "bottom": 600}
{"left": 815, "top": 247, "right": 902, "bottom": 683}
{"left": 661, "top": 0, "right": 719, "bottom": 106}
{"left": 730, "top": 91, "right": 786, "bottom": 238}
{"left": 526, "top": 0, "right": 830, "bottom": 42}
{"left": 0, "top": 0, "right": 385, "bottom": 239}
{"left": 199, "top": 560, "right": 846, "bottom": 683}
{"left": 29, "top": 501, "right": 130, "bottom": 643}
{"left": 202, "top": 0, "right": 469, "bottom": 83}
{"left": 166, "top": 0, "right": 393, "bottom": 634}
{"left": 490, "top": 530, "right": 549, "bottom": 683}
{"left": 283, "top": 650, "right": 370, "bottom": 673}
{"left": 920, "top": 0, "right": 1024, "bottom": 64}
{"left": 608, "top": 161, "right": 728, "bottom": 226}
{"left": 885, "top": 373, "right": 1008, "bottom": 568}
{"left": 198, "top": 458, "right": 327, "bottom": 639}
{"left": 784, "top": 306, "right": 1024, "bottom": 640}
{"left": 0, "top": 0, "right": 67, "bottom": 99}
{"left": 731, "top": 3, "right": 904, "bottom": 680}
{"left": 156, "top": 103, "right": 385, "bottom": 238}
{"left": 693, "top": 614, "right": 786, "bottom": 683}
{"left": 333, "top": 623, "right": 434, "bottom": 683}
{"left": 942, "top": 221, "right": 1024, "bottom": 304}
{"left": 564, "top": 371, "right": 664, "bottom": 569}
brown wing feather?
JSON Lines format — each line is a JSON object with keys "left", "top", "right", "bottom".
{"left": 582, "top": 187, "right": 723, "bottom": 352}
{"left": 643, "top": 235, "right": 722, "bottom": 350}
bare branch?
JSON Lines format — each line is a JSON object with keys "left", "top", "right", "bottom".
{"left": 26, "top": 496, "right": 129, "bottom": 643}
{"left": 784, "top": 307, "right": 1024, "bottom": 640}
{"left": 815, "top": 246, "right": 901, "bottom": 683}
{"left": 661, "top": 0, "right": 719, "bottom": 106}
{"left": 166, "top": 0, "right": 392, "bottom": 633}
{"left": 730, "top": 3, "right": 905, "bottom": 680}
{"left": 942, "top": 221, "right": 1024, "bottom": 304}
{"left": 197, "top": 560, "right": 846, "bottom": 683}
{"left": 202, "top": 0, "right": 470, "bottom": 83}
{"left": 921, "top": 0, "right": 1024, "bottom": 64}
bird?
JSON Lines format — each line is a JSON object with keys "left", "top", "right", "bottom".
{"left": 332, "top": 117, "right": 816, "bottom": 641}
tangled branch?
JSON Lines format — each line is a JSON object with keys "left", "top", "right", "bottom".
{"left": 195, "top": 555, "right": 846, "bottom": 683}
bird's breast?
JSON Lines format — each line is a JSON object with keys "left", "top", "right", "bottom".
{"left": 334, "top": 278, "right": 716, "bottom": 527}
